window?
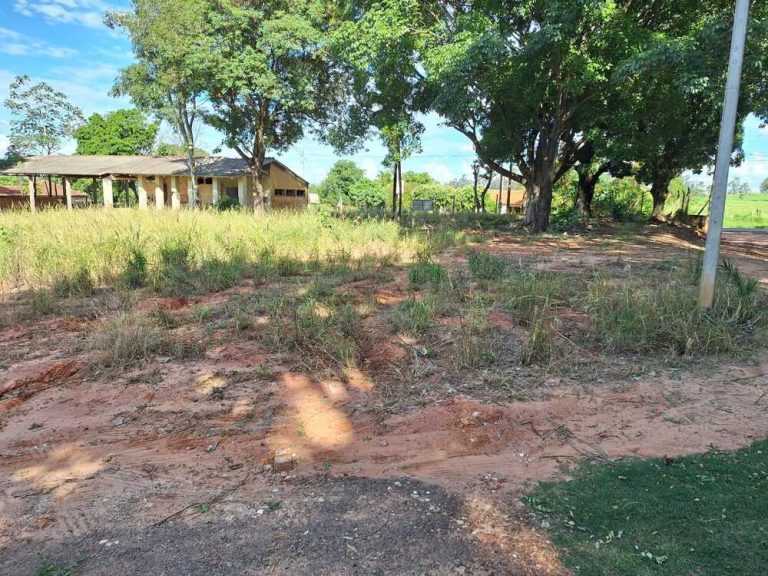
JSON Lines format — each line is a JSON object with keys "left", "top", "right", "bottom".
{"left": 286, "top": 190, "right": 296, "bottom": 197}
{"left": 197, "top": 177, "right": 213, "bottom": 185}
{"left": 297, "top": 190, "right": 306, "bottom": 197}
{"left": 146, "top": 175, "right": 156, "bottom": 182}
{"left": 274, "top": 189, "right": 286, "bottom": 196}
{"left": 225, "top": 187, "right": 238, "bottom": 200}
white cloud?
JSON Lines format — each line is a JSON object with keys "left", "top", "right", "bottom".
{"left": 423, "top": 162, "right": 453, "bottom": 183}
{"left": 0, "top": 26, "right": 77, "bottom": 58}
{"left": 13, "top": 0, "right": 116, "bottom": 29}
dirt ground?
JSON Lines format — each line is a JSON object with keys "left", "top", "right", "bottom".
{"left": 1, "top": 226, "right": 767, "bottom": 575}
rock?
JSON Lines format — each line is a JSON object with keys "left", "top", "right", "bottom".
{"left": 273, "top": 448, "right": 295, "bottom": 472}
{"left": 379, "top": 439, "right": 389, "bottom": 447}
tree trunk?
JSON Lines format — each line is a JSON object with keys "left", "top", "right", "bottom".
{"left": 391, "top": 163, "right": 398, "bottom": 217}
{"left": 649, "top": 172, "right": 674, "bottom": 222}
{"left": 576, "top": 171, "right": 597, "bottom": 217}
{"left": 479, "top": 175, "right": 492, "bottom": 213}
{"left": 187, "top": 146, "right": 198, "bottom": 208}
{"left": 397, "top": 161, "right": 403, "bottom": 218}
{"left": 523, "top": 138, "right": 558, "bottom": 233}
{"left": 251, "top": 164, "right": 265, "bottom": 216}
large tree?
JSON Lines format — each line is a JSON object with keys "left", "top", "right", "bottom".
{"left": 418, "top": 1, "right": 647, "bottom": 231}
{"left": 108, "top": 0, "right": 209, "bottom": 206}
{"left": 195, "top": 0, "right": 347, "bottom": 214}
{"left": 4, "top": 75, "right": 84, "bottom": 156}
{"left": 75, "top": 109, "right": 158, "bottom": 156}
{"left": 330, "top": 0, "right": 428, "bottom": 217}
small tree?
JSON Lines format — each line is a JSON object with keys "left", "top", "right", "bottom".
{"left": 760, "top": 178, "right": 768, "bottom": 194}
{"left": 75, "top": 109, "right": 158, "bottom": 156}
{"left": 315, "top": 161, "right": 367, "bottom": 205}
{"left": 4, "top": 75, "right": 84, "bottom": 197}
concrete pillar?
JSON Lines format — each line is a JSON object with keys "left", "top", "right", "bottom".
{"left": 103, "top": 178, "right": 114, "bottom": 208}
{"left": 137, "top": 176, "right": 148, "bottom": 210}
{"left": 171, "top": 177, "right": 181, "bottom": 211}
{"left": 64, "top": 178, "right": 73, "bottom": 210}
{"left": 28, "top": 177, "right": 36, "bottom": 214}
{"left": 237, "top": 176, "right": 247, "bottom": 206}
{"left": 212, "top": 177, "right": 220, "bottom": 205}
{"left": 155, "top": 175, "right": 165, "bottom": 209}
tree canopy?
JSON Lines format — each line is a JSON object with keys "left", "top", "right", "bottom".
{"left": 75, "top": 109, "right": 158, "bottom": 156}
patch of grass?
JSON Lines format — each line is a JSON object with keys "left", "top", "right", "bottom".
{"left": 504, "top": 270, "right": 574, "bottom": 325}
{"left": 451, "top": 298, "right": 498, "bottom": 370}
{"left": 521, "top": 308, "right": 565, "bottom": 367}
{"left": 408, "top": 260, "right": 446, "bottom": 290}
{"left": 91, "top": 312, "right": 181, "bottom": 370}
{"left": 588, "top": 262, "right": 767, "bottom": 355}
{"left": 120, "top": 246, "right": 148, "bottom": 289}
{"left": 528, "top": 440, "right": 768, "bottom": 575}
{"left": 52, "top": 267, "right": 95, "bottom": 298}
{"left": 27, "top": 289, "right": 58, "bottom": 317}
{"left": 33, "top": 560, "right": 78, "bottom": 576}
{"left": 467, "top": 250, "right": 506, "bottom": 280}
{"left": 393, "top": 298, "right": 434, "bottom": 335}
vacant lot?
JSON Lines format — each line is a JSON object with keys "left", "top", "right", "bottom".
{"left": 1, "top": 210, "right": 767, "bottom": 575}
{"left": 689, "top": 193, "right": 768, "bottom": 229}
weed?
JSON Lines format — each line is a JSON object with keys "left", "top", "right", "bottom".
{"left": 467, "top": 250, "right": 506, "bottom": 280}
{"left": 34, "top": 561, "right": 77, "bottom": 576}
{"left": 27, "top": 289, "right": 58, "bottom": 317}
{"left": 121, "top": 246, "right": 148, "bottom": 288}
{"left": 393, "top": 298, "right": 433, "bottom": 334}
{"left": 521, "top": 308, "right": 565, "bottom": 366}
{"left": 52, "top": 267, "right": 95, "bottom": 298}
{"left": 504, "top": 270, "right": 573, "bottom": 325}
{"left": 91, "top": 312, "right": 178, "bottom": 370}
{"left": 408, "top": 260, "right": 446, "bottom": 290}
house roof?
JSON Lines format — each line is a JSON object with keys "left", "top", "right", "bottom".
{"left": 1, "top": 155, "right": 309, "bottom": 186}
{"left": 0, "top": 183, "right": 87, "bottom": 197}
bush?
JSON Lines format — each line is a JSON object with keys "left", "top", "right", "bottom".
{"left": 393, "top": 298, "right": 433, "bottom": 334}
{"left": 91, "top": 312, "right": 178, "bottom": 369}
{"left": 217, "top": 196, "right": 239, "bottom": 211}
{"left": 52, "top": 267, "right": 95, "bottom": 297}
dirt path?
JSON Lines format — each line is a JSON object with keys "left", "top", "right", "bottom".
{"left": 1, "top": 225, "right": 767, "bottom": 575}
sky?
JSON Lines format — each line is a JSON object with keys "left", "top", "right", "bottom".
{"left": 0, "top": 0, "right": 767, "bottom": 189}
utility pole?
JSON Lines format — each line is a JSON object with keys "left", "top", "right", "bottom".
{"left": 698, "top": 0, "right": 750, "bottom": 308}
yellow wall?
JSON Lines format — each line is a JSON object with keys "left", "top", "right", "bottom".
{"left": 264, "top": 163, "right": 308, "bottom": 209}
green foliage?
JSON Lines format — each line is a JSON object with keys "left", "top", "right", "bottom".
{"left": 3, "top": 75, "right": 84, "bottom": 155}
{"left": 121, "top": 247, "right": 149, "bottom": 289}
{"left": 52, "top": 267, "right": 95, "bottom": 298}
{"left": 393, "top": 298, "right": 433, "bottom": 334}
{"left": 467, "top": 250, "right": 506, "bottom": 280}
{"left": 529, "top": 440, "right": 768, "bottom": 575}
{"left": 216, "top": 196, "right": 240, "bottom": 211}
{"left": 761, "top": 178, "right": 768, "bottom": 194}
{"left": 348, "top": 179, "right": 387, "bottom": 209}
{"left": 156, "top": 143, "right": 209, "bottom": 157}
{"left": 408, "top": 260, "right": 446, "bottom": 290}
{"left": 316, "top": 161, "right": 382, "bottom": 207}
{"left": 75, "top": 109, "right": 158, "bottom": 155}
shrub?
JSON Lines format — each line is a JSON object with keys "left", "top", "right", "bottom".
{"left": 504, "top": 270, "right": 573, "bottom": 325}
{"left": 91, "top": 312, "right": 177, "bottom": 369}
{"left": 157, "top": 238, "right": 193, "bottom": 295}
{"left": 467, "top": 250, "right": 506, "bottom": 280}
{"left": 217, "top": 196, "right": 239, "bottom": 211}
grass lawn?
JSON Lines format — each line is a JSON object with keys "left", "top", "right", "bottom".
{"left": 688, "top": 194, "right": 768, "bottom": 229}
{"left": 528, "top": 441, "right": 768, "bottom": 575}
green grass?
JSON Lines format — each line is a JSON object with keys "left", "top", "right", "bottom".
{"left": 528, "top": 440, "right": 768, "bottom": 575}
{"left": 0, "top": 208, "right": 432, "bottom": 292}
{"left": 688, "top": 193, "right": 768, "bottom": 229}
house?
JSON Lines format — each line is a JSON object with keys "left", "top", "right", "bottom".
{"left": 0, "top": 182, "right": 88, "bottom": 210}
{"left": 490, "top": 188, "right": 526, "bottom": 214}
{"left": 1, "top": 155, "right": 309, "bottom": 211}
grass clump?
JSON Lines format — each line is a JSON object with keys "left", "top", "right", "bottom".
{"left": 120, "top": 246, "right": 148, "bottom": 289}
{"left": 393, "top": 298, "right": 434, "bottom": 335}
{"left": 408, "top": 260, "right": 446, "bottom": 290}
{"left": 52, "top": 267, "right": 95, "bottom": 298}
{"left": 91, "top": 312, "right": 180, "bottom": 369}
{"left": 589, "top": 261, "right": 767, "bottom": 355}
{"left": 467, "top": 250, "right": 506, "bottom": 280}
{"left": 528, "top": 440, "right": 768, "bottom": 576}
{"left": 268, "top": 297, "right": 361, "bottom": 367}
{"left": 504, "top": 270, "right": 573, "bottom": 325}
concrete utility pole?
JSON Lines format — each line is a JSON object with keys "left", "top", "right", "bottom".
{"left": 699, "top": 0, "right": 750, "bottom": 308}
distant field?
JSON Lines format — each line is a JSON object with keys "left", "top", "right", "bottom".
{"left": 688, "top": 193, "right": 768, "bottom": 229}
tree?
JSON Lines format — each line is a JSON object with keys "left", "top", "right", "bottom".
{"left": 75, "top": 109, "right": 158, "bottom": 156}
{"left": 195, "top": 0, "right": 346, "bottom": 215}
{"left": 108, "top": 0, "right": 209, "bottom": 206}
{"left": 156, "top": 143, "right": 209, "bottom": 157}
{"left": 329, "top": 0, "right": 428, "bottom": 217}
{"left": 4, "top": 75, "right": 84, "bottom": 156}
{"left": 315, "top": 160, "right": 366, "bottom": 205}
{"left": 761, "top": 178, "right": 768, "bottom": 194}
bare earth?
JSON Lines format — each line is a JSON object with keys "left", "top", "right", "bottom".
{"left": 1, "top": 227, "right": 767, "bottom": 575}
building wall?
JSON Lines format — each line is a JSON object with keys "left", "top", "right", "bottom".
{"left": 264, "top": 164, "right": 308, "bottom": 210}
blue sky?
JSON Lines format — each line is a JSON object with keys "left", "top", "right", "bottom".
{"left": 1, "top": 0, "right": 767, "bottom": 189}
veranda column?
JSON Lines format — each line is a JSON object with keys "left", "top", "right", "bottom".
{"left": 64, "top": 178, "right": 73, "bottom": 210}
{"left": 28, "top": 177, "right": 36, "bottom": 214}
{"left": 137, "top": 176, "right": 148, "bottom": 210}
{"left": 237, "top": 176, "right": 247, "bottom": 206}
{"left": 102, "top": 178, "right": 114, "bottom": 208}
{"left": 155, "top": 175, "right": 165, "bottom": 209}
{"left": 171, "top": 177, "right": 181, "bottom": 211}
{"left": 212, "top": 177, "right": 220, "bottom": 205}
